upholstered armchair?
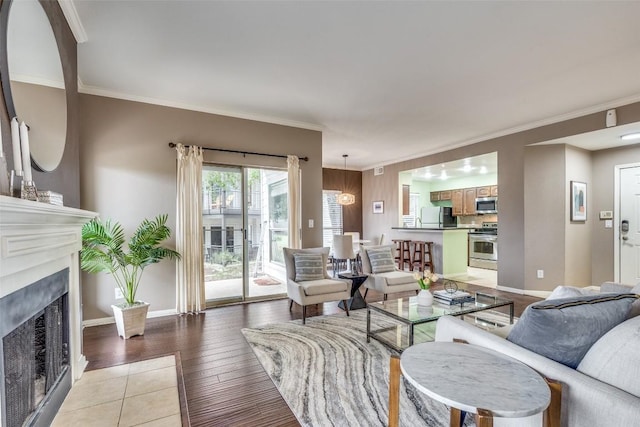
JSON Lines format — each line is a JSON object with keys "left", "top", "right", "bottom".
{"left": 360, "top": 245, "right": 419, "bottom": 301}
{"left": 283, "top": 247, "right": 351, "bottom": 324}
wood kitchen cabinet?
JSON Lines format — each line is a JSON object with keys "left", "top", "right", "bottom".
{"left": 463, "top": 188, "right": 477, "bottom": 215}
{"left": 430, "top": 191, "right": 440, "bottom": 202}
{"left": 490, "top": 185, "right": 498, "bottom": 196}
{"left": 476, "top": 186, "right": 491, "bottom": 197}
{"left": 452, "top": 189, "right": 464, "bottom": 216}
{"left": 439, "top": 190, "right": 452, "bottom": 200}
{"left": 402, "top": 185, "right": 410, "bottom": 215}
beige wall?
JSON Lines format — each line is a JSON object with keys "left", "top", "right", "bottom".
{"left": 79, "top": 94, "right": 323, "bottom": 320}
{"left": 363, "top": 101, "right": 640, "bottom": 294}
{"left": 591, "top": 143, "right": 640, "bottom": 283}
{"left": 564, "top": 146, "right": 592, "bottom": 286}
{"left": 524, "top": 145, "right": 566, "bottom": 291}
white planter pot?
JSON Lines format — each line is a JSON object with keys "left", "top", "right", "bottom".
{"left": 417, "top": 289, "right": 433, "bottom": 307}
{"left": 111, "top": 302, "right": 150, "bottom": 339}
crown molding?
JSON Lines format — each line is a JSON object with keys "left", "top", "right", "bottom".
{"left": 57, "top": 0, "right": 88, "bottom": 43}
{"left": 77, "top": 82, "right": 324, "bottom": 132}
{"left": 361, "top": 93, "right": 640, "bottom": 171}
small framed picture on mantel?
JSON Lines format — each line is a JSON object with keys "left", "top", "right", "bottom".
{"left": 372, "top": 201, "right": 384, "bottom": 214}
{"left": 570, "top": 181, "right": 587, "bottom": 222}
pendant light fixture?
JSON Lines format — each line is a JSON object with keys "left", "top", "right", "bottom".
{"left": 337, "top": 154, "right": 356, "bottom": 206}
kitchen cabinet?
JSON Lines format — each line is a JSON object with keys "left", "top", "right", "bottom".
{"left": 439, "top": 190, "right": 452, "bottom": 200}
{"left": 452, "top": 189, "right": 463, "bottom": 216}
{"left": 402, "top": 185, "right": 410, "bottom": 215}
{"left": 463, "top": 188, "right": 477, "bottom": 215}
{"left": 476, "top": 186, "right": 491, "bottom": 197}
{"left": 490, "top": 185, "right": 498, "bottom": 197}
{"left": 430, "top": 190, "right": 452, "bottom": 202}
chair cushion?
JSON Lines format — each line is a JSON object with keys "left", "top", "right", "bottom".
{"left": 299, "top": 279, "right": 349, "bottom": 296}
{"left": 283, "top": 247, "right": 331, "bottom": 281}
{"left": 366, "top": 247, "right": 396, "bottom": 273}
{"left": 293, "top": 253, "right": 325, "bottom": 281}
{"left": 377, "top": 270, "right": 416, "bottom": 286}
{"left": 360, "top": 245, "right": 394, "bottom": 274}
{"left": 577, "top": 315, "right": 640, "bottom": 398}
{"left": 507, "top": 294, "right": 638, "bottom": 368}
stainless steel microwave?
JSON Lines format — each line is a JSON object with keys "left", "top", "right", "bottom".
{"left": 475, "top": 197, "right": 498, "bottom": 214}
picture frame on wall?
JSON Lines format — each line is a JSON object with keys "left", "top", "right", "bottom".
{"left": 372, "top": 201, "right": 384, "bottom": 214}
{"left": 570, "top": 181, "right": 587, "bottom": 221}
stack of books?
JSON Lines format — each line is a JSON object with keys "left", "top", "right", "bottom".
{"left": 433, "top": 289, "right": 475, "bottom": 305}
{"left": 37, "top": 190, "right": 63, "bottom": 206}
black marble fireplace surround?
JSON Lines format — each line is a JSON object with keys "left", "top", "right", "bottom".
{"left": 0, "top": 269, "right": 70, "bottom": 427}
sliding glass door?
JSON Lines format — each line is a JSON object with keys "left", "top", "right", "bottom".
{"left": 203, "top": 165, "right": 288, "bottom": 305}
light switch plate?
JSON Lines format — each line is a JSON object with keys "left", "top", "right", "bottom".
{"left": 308, "top": 219, "right": 314, "bottom": 228}
{"left": 605, "top": 220, "right": 613, "bottom": 228}
{"left": 115, "top": 288, "right": 123, "bottom": 299}
{"left": 599, "top": 211, "right": 613, "bottom": 219}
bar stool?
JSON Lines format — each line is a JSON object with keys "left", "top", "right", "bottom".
{"left": 392, "top": 239, "right": 412, "bottom": 271}
{"left": 411, "top": 241, "right": 434, "bottom": 274}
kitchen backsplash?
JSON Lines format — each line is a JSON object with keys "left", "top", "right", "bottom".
{"left": 457, "top": 214, "right": 498, "bottom": 227}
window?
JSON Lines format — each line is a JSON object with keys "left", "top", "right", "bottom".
{"left": 322, "top": 191, "right": 343, "bottom": 248}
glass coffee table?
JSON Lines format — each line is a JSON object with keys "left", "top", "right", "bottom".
{"left": 366, "top": 291, "right": 514, "bottom": 351}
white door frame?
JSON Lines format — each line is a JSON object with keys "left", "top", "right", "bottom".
{"left": 614, "top": 161, "right": 640, "bottom": 282}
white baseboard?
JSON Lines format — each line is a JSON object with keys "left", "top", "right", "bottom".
{"left": 496, "top": 285, "right": 551, "bottom": 299}
{"left": 83, "top": 308, "right": 177, "bottom": 328}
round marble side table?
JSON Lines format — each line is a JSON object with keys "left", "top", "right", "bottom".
{"left": 399, "top": 342, "right": 551, "bottom": 427}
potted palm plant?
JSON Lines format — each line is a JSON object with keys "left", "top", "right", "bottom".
{"left": 81, "top": 214, "right": 180, "bottom": 339}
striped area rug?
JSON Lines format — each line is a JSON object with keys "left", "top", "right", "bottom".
{"left": 242, "top": 310, "right": 484, "bottom": 427}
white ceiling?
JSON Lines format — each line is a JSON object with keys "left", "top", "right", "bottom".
{"left": 66, "top": 1, "right": 640, "bottom": 169}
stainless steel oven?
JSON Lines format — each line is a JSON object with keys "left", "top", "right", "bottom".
{"left": 469, "top": 223, "right": 498, "bottom": 270}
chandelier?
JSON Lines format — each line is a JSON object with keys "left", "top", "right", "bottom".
{"left": 337, "top": 154, "right": 355, "bottom": 206}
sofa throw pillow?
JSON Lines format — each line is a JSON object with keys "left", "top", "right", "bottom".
{"left": 577, "top": 315, "right": 640, "bottom": 398}
{"left": 507, "top": 294, "right": 638, "bottom": 369}
{"left": 629, "top": 284, "right": 640, "bottom": 319}
{"left": 546, "top": 285, "right": 598, "bottom": 300}
{"left": 293, "top": 253, "right": 324, "bottom": 281}
{"left": 366, "top": 247, "right": 395, "bottom": 274}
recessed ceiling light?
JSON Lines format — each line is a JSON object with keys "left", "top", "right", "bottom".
{"left": 620, "top": 132, "right": 640, "bottom": 141}
{"left": 462, "top": 164, "right": 474, "bottom": 173}
{"left": 440, "top": 170, "right": 448, "bottom": 180}
{"left": 479, "top": 166, "right": 488, "bottom": 174}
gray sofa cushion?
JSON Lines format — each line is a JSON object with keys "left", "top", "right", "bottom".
{"left": 577, "top": 315, "right": 640, "bottom": 398}
{"left": 293, "top": 253, "right": 325, "bottom": 281}
{"left": 507, "top": 294, "right": 638, "bottom": 368}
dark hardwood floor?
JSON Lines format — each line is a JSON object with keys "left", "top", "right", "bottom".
{"left": 82, "top": 283, "right": 540, "bottom": 427}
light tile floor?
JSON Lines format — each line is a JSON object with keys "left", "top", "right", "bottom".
{"left": 52, "top": 355, "right": 181, "bottom": 427}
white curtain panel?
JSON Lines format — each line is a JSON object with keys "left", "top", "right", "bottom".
{"left": 175, "top": 143, "right": 205, "bottom": 314}
{"left": 287, "top": 155, "right": 301, "bottom": 249}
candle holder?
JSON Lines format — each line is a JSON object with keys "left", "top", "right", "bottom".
{"left": 21, "top": 180, "right": 38, "bottom": 201}
{"left": 10, "top": 170, "right": 23, "bottom": 198}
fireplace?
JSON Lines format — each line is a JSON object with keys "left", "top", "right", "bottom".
{"left": 0, "top": 196, "right": 96, "bottom": 426}
{"left": 1, "top": 270, "right": 70, "bottom": 427}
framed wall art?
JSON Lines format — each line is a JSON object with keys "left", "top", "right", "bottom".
{"left": 570, "top": 181, "right": 587, "bottom": 222}
{"left": 372, "top": 201, "right": 384, "bottom": 214}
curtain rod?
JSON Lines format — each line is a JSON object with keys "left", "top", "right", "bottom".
{"left": 168, "top": 142, "right": 309, "bottom": 162}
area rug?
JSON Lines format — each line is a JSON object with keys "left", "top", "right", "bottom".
{"left": 253, "top": 275, "right": 282, "bottom": 286}
{"left": 241, "top": 310, "right": 494, "bottom": 427}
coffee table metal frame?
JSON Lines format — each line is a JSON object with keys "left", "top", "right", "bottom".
{"left": 366, "top": 291, "right": 514, "bottom": 351}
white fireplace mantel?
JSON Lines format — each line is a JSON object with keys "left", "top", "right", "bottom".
{"left": 0, "top": 195, "right": 97, "bottom": 384}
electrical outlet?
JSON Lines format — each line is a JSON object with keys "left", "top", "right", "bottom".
{"left": 536, "top": 270, "right": 544, "bottom": 279}
{"left": 115, "top": 288, "right": 124, "bottom": 299}
{"left": 308, "top": 219, "right": 314, "bottom": 228}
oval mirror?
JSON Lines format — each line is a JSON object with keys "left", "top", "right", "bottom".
{"left": 2, "top": 0, "right": 67, "bottom": 172}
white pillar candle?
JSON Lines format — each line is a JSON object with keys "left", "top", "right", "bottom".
{"left": 11, "top": 117, "right": 22, "bottom": 175}
{"left": 19, "top": 122, "right": 32, "bottom": 182}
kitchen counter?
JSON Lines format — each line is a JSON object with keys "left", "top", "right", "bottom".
{"left": 387, "top": 228, "right": 468, "bottom": 276}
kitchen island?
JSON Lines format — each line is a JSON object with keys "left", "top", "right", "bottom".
{"left": 389, "top": 227, "right": 469, "bottom": 276}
